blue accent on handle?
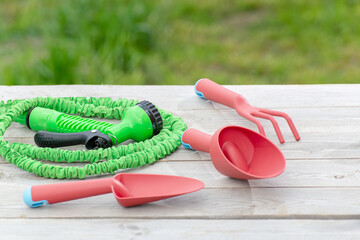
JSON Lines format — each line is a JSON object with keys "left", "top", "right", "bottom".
{"left": 23, "top": 187, "right": 49, "bottom": 208}
{"left": 181, "top": 131, "right": 193, "bottom": 150}
{"left": 194, "top": 79, "right": 206, "bottom": 99}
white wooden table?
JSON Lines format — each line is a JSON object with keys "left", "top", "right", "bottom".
{"left": 1, "top": 85, "right": 360, "bottom": 239}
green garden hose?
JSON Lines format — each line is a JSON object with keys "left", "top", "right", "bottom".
{"left": 0, "top": 97, "right": 187, "bottom": 179}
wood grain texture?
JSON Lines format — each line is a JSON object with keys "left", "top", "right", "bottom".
{"left": 1, "top": 84, "right": 360, "bottom": 108}
{"left": 0, "top": 160, "right": 359, "bottom": 188}
{"left": 1, "top": 185, "right": 360, "bottom": 219}
{"left": 4, "top": 106, "right": 360, "bottom": 159}
{"left": 0, "top": 85, "right": 360, "bottom": 239}
{"left": 1, "top": 219, "right": 359, "bottom": 240}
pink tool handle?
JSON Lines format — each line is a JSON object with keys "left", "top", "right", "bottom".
{"left": 181, "top": 128, "right": 212, "bottom": 153}
{"left": 24, "top": 178, "right": 116, "bottom": 207}
{"left": 195, "top": 78, "right": 241, "bottom": 109}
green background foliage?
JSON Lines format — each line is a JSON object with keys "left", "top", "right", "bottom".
{"left": 0, "top": 0, "right": 359, "bottom": 85}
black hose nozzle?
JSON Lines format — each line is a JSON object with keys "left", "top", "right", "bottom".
{"left": 34, "top": 130, "right": 113, "bottom": 149}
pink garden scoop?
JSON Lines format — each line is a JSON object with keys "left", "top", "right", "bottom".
{"left": 195, "top": 78, "right": 300, "bottom": 143}
{"left": 24, "top": 173, "right": 204, "bottom": 208}
{"left": 182, "top": 126, "right": 286, "bottom": 179}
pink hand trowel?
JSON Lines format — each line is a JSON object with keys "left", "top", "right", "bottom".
{"left": 24, "top": 173, "right": 204, "bottom": 208}
{"left": 181, "top": 126, "right": 286, "bottom": 179}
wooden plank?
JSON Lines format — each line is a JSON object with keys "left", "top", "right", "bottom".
{"left": 4, "top": 106, "right": 360, "bottom": 159}
{"left": 0, "top": 219, "right": 359, "bottom": 240}
{"left": 2, "top": 138, "right": 360, "bottom": 160}
{"left": 1, "top": 183, "right": 360, "bottom": 219}
{"left": 7, "top": 107, "right": 360, "bottom": 137}
{"left": 2, "top": 84, "right": 360, "bottom": 109}
{"left": 5, "top": 106, "right": 360, "bottom": 132}
{"left": 0, "top": 160, "right": 359, "bottom": 188}
{"left": 3, "top": 137, "right": 360, "bottom": 160}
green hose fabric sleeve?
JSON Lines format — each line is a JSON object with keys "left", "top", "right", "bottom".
{"left": 0, "top": 97, "right": 187, "bottom": 179}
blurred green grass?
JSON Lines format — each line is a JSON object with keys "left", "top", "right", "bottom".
{"left": 0, "top": 0, "right": 360, "bottom": 85}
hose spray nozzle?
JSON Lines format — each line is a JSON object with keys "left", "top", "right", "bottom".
{"left": 17, "top": 100, "right": 163, "bottom": 149}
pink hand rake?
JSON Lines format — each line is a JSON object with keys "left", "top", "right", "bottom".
{"left": 195, "top": 78, "right": 300, "bottom": 143}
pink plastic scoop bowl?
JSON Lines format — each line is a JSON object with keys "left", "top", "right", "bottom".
{"left": 24, "top": 173, "right": 204, "bottom": 208}
{"left": 182, "top": 126, "right": 286, "bottom": 179}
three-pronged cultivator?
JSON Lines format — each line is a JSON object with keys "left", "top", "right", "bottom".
{"left": 195, "top": 78, "right": 300, "bottom": 144}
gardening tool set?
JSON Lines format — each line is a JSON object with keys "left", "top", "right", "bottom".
{"left": 0, "top": 78, "right": 300, "bottom": 208}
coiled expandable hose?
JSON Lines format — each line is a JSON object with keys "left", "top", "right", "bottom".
{"left": 0, "top": 97, "right": 187, "bottom": 179}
